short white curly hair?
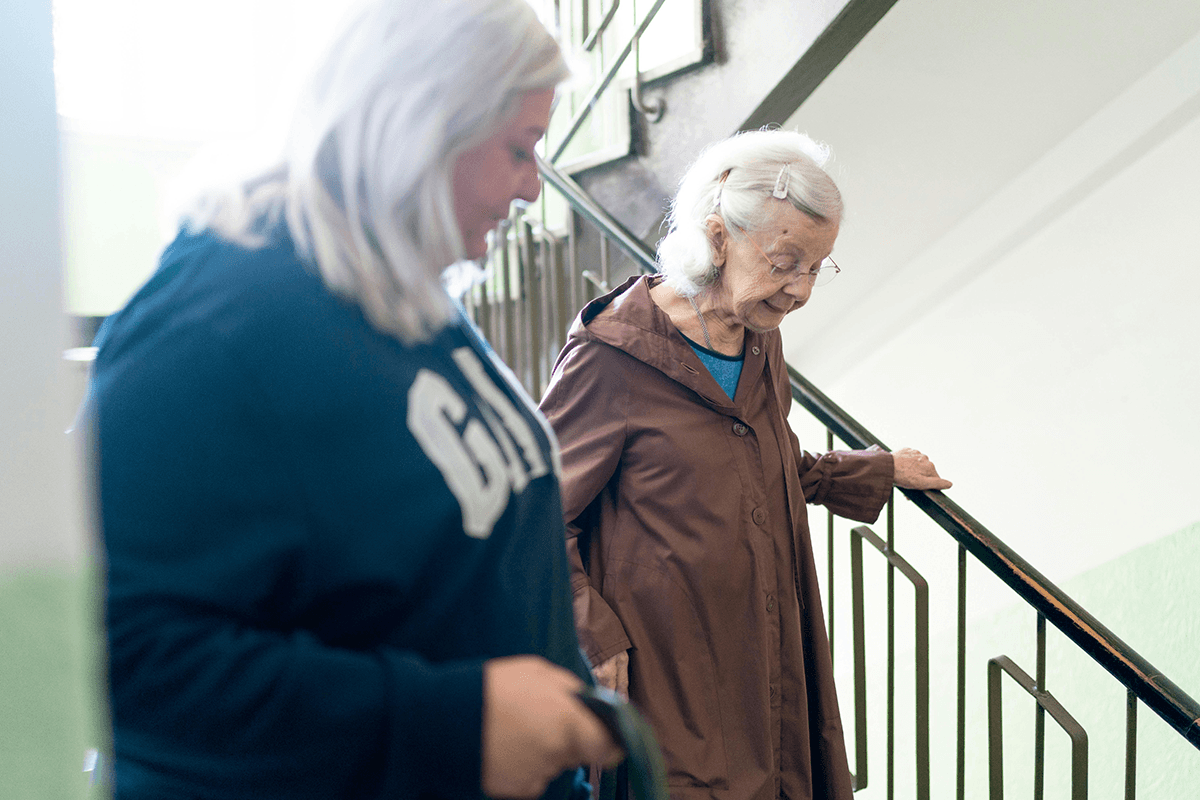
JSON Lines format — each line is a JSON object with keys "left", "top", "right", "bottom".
{"left": 657, "top": 129, "right": 842, "bottom": 296}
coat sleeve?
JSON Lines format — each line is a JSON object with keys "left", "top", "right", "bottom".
{"left": 539, "top": 337, "right": 633, "bottom": 666}
{"left": 792, "top": 437, "right": 894, "bottom": 523}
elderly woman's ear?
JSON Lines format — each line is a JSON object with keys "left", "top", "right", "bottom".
{"left": 704, "top": 214, "right": 728, "bottom": 268}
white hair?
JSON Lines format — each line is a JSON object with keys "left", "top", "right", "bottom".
{"left": 184, "top": 0, "right": 569, "bottom": 343}
{"left": 657, "top": 129, "right": 843, "bottom": 296}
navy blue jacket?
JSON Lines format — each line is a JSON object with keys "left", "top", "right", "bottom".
{"left": 92, "top": 226, "right": 589, "bottom": 799}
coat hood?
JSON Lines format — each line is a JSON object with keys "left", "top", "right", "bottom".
{"left": 567, "top": 274, "right": 778, "bottom": 412}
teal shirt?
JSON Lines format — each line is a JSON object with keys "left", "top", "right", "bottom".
{"left": 684, "top": 336, "right": 744, "bottom": 400}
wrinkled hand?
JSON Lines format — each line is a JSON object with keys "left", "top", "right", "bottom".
{"left": 591, "top": 651, "right": 629, "bottom": 699}
{"left": 482, "top": 655, "right": 623, "bottom": 799}
{"left": 871, "top": 445, "right": 952, "bottom": 491}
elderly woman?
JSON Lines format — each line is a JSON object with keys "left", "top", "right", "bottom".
{"left": 88, "top": 1, "right": 620, "bottom": 798}
{"left": 539, "top": 130, "right": 950, "bottom": 800}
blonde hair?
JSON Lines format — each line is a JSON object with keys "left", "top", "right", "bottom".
{"left": 657, "top": 129, "right": 842, "bottom": 296}
{"left": 186, "top": 0, "right": 568, "bottom": 343}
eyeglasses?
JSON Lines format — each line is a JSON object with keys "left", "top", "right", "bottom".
{"left": 732, "top": 223, "right": 840, "bottom": 287}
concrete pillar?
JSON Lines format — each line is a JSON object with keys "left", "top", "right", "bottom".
{"left": 1, "top": 1, "right": 101, "bottom": 797}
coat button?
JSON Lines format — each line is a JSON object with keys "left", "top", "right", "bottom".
{"left": 752, "top": 508, "right": 767, "bottom": 525}
{"left": 733, "top": 422, "right": 748, "bottom": 436}
{"left": 751, "top": 346, "right": 760, "bottom": 355}
{"left": 766, "top": 595, "right": 776, "bottom": 612}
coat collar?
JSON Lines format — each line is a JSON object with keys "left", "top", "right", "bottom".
{"left": 571, "top": 274, "right": 774, "bottom": 413}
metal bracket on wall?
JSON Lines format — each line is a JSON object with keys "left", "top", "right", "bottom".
{"left": 632, "top": 32, "right": 665, "bottom": 123}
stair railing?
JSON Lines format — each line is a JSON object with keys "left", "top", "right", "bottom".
{"left": 549, "top": 0, "right": 671, "bottom": 163}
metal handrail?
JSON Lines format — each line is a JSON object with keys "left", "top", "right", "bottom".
{"left": 631, "top": 32, "right": 665, "bottom": 122}
{"left": 549, "top": 0, "right": 670, "bottom": 163}
{"left": 535, "top": 151, "right": 1200, "bottom": 752}
{"left": 583, "top": 0, "right": 621, "bottom": 51}
{"left": 785, "top": 365, "right": 1200, "bottom": 751}
{"left": 536, "top": 154, "right": 657, "bottom": 269}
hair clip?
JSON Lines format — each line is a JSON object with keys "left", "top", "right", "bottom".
{"left": 714, "top": 169, "right": 732, "bottom": 209}
{"left": 772, "top": 164, "right": 790, "bottom": 199}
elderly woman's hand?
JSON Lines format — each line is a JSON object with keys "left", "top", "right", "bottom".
{"left": 592, "top": 651, "right": 629, "bottom": 698}
{"left": 871, "top": 445, "right": 952, "bottom": 491}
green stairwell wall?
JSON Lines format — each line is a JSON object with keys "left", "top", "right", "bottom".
{"left": 0, "top": 565, "right": 108, "bottom": 799}
{"left": 969, "top": 520, "right": 1200, "bottom": 798}
{"left": 846, "top": 521, "right": 1200, "bottom": 799}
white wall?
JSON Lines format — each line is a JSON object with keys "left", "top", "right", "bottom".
{"left": 785, "top": 0, "right": 1200, "bottom": 596}
{"left": 778, "top": 1, "right": 1200, "bottom": 794}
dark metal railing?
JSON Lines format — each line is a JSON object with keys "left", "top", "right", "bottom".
{"left": 848, "top": 519, "right": 930, "bottom": 798}
{"left": 788, "top": 365, "right": 1200, "bottom": 798}
{"left": 468, "top": 150, "right": 1200, "bottom": 798}
{"left": 464, "top": 217, "right": 576, "bottom": 399}
{"left": 788, "top": 366, "right": 1200, "bottom": 751}
{"left": 549, "top": 0, "right": 671, "bottom": 163}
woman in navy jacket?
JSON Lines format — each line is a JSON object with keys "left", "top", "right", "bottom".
{"left": 90, "top": 1, "right": 619, "bottom": 797}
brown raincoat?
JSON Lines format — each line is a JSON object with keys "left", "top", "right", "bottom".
{"left": 540, "top": 276, "right": 894, "bottom": 800}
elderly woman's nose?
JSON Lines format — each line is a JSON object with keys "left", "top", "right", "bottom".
{"left": 785, "top": 276, "right": 814, "bottom": 302}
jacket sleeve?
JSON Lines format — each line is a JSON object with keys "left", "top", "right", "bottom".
{"left": 794, "top": 441, "right": 894, "bottom": 524}
{"left": 94, "top": 327, "right": 484, "bottom": 800}
{"left": 539, "top": 338, "right": 632, "bottom": 666}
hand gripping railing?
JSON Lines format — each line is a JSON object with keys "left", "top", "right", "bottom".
{"left": 531, "top": 152, "right": 1200, "bottom": 798}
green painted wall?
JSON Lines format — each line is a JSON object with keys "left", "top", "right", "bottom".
{"left": 845, "top": 521, "right": 1200, "bottom": 799}
{"left": 0, "top": 565, "right": 107, "bottom": 799}
{"left": 970, "top": 521, "right": 1200, "bottom": 798}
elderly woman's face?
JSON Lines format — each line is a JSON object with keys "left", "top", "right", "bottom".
{"left": 713, "top": 202, "right": 839, "bottom": 333}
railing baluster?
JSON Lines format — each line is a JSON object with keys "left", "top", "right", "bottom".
{"left": 989, "top": 659, "right": 1004, "bottom": 800}
{"left": 484, "top": 247, "right": 498, "bottom": 348}
{"left": 826, "top": 428, "right": 835, "bottom": 665}
{"left": 539, "top": 231, "right": 557, "bottom": 395}
{"left": 599, "top": 233, "right": 610, "bottom": 291}
{"left": 957, "top": 544, "right": 967, "bottom": 800}
{"left": 499, "top": 226, "right": 514, "bottom": 368}
{"left": 582, "top": 0, "right": 619, "bottom": 52}
{"left": 510, "top": 226, "right": 523, "bottom": 384}
{"left": 850, "top": 527, "right": 869, "bottom": 792}
{"left": 567, "top": 207, "right": 581, "bottom": 316}
{"left": 550, "top": 231, "right": 571, "bottom": 363}
{"left": 887, "top": 497, "right": 895, "bottom": 800}
{"left": 915, "top": 555, "right": 930, "bottom": 800}
{"left": 1125, "top": 689, "right": 1138, "bottom": 800}
{"left": 988, "top": 655, "right": 1089, "bottom": 800}
{"left": 851, "top": 523, "right": 928, "bottom": 799}
{"left": 521, "top": 222, "right": 540, "bottom": 392}
{"left": 1035, "top": 613, "right": 1047, "bottom": 800}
